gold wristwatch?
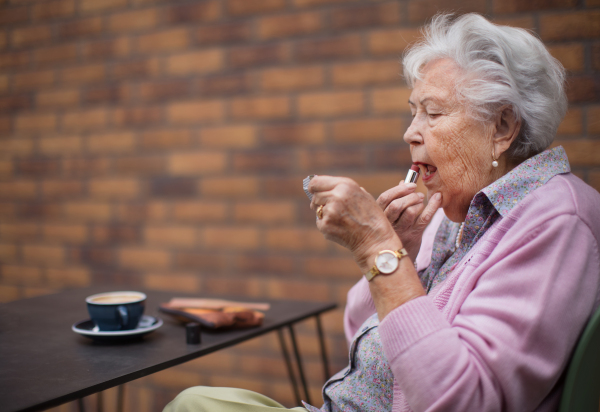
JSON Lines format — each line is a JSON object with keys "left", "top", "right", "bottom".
{"left": 364, "top": 248, "right": 409, "bottom": 282}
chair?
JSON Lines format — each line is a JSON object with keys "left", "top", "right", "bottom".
{"left": 558, "top": 306, "right": 600, "bottom": 412}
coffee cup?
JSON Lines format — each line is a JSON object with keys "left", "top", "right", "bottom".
{"left": 86, "top": 291, "right": 146, "bottom": 331}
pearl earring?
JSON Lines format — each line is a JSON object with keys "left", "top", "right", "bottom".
{"left": 492, "top": 148, "right": 499, "bottom": 168}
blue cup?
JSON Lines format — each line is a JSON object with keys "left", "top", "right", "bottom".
{"left": 86, "top": 291, "right": 146, "bottom": 331}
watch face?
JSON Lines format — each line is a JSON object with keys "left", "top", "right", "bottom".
{"left": 375, "top": 251, "right": 398, "bottom": 274}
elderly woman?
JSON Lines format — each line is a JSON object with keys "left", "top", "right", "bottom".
{"left": 164, "top": 13, "right": 600, "bottom": 412}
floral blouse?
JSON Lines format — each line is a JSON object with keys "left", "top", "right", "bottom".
{"left": 303, "top": 146, "right": 571, "bottom": 412}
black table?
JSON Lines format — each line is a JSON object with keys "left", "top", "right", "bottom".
{"left": 0, "top": 287, "right": 336, "bottom": 412}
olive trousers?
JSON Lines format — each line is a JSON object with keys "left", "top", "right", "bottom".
{"left": 163, "top": 386, "right": 310, "bottom": 412}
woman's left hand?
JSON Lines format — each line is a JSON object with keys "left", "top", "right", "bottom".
{"left": 309, "top": 176, "right": 399, "bottom": 270}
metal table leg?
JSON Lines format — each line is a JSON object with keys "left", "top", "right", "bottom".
{"left": 278, "top": 328, "right": 302, "bottom": 406}
{"left": 96, "top": 391, "right": 103, "bottom": 412}
{"left": 288, "top": 324, "right": 311, "bottom": 405}
{"left": 117, "top": 384, "right": 125, "bottom": 412}
{"left": 77, "top": 398, "right": 85, "bottom": 412}
{"left": 315, "top": 315, "right": 331, "bottom": 382}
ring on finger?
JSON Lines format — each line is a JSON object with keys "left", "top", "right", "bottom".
{"left": 316, "top": 205, "right": 324, "bottom": 219}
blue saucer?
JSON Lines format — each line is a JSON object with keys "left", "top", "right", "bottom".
{"left": 72, "top": 315, "right": 162, "bottom": 342}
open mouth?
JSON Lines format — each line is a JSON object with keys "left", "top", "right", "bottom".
{"left": 417, "top": 163, "right": 438, "bottom": 180}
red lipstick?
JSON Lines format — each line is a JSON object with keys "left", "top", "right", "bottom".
{"left": 405, "top": 164, "right": 420, "bottom": 184}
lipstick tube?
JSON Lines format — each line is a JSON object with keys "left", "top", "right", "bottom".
{"left": 404, "top": 164, "right": 420, "bottom": 184}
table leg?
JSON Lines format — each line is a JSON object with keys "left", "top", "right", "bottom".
{"left": 288, "top": 324, "right": 311, "bottom": 405}
{"left": 97, "top": 391, "right": 103, "bottom": 412}
{"left": 315, "top": 315, "right": 331, "bottom": 382}
{"left": 277, "top": 329, "right": 302, "bottom": 406}
{"left": 117, "top": 384, "right": 125, "bottom": 412}
{"left": 77, "top": 398, "right": 85, "bottom": 412}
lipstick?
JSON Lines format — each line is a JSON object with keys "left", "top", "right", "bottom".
{"left": 404, "top": 164, "right": 420, "bottom": 184}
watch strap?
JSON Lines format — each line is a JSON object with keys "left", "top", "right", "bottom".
{"left": 364, "top": 248, "right": 408, "bottom": 282}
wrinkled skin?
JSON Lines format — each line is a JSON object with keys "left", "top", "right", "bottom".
{"left": 309, "top": 58, "right": 519, "bottom": 318}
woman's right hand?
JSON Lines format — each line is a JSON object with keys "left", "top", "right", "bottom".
{"left": 377, "top": 182, "right": 442, "bottom": 260}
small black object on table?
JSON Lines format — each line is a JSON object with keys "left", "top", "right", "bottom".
{"left": 0, "top": 287, "right": 336, "bottom": 412}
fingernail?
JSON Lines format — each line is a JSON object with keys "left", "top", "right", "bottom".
{"left": 405, "top": 183, "right": 417, "bottom": 189}
{"left": 417, "top": 192, "right": 425, "bottom": 198}
{"left": 433, "top": 193, "right": 442, "bottom": 200}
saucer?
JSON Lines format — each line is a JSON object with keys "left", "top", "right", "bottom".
{"left": 72, "top": 315, "right": 163, "bottom": 342}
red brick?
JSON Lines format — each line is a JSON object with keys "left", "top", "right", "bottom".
{"left": 333, "top": 118, "right": 403, "bottom": 143}
{"left": 233, "top": 201, "right": 295, "bottom": 224}
{"left": 195, "top": 22, "right": 252, "bottom": 45}
{"left": 112, "top": 59, "right": 159, "bottom": 79}
{"left": 298, "top": 148, "right": 367, "bottom": 170}
{"left": 229, "top": 44, "right": 289, "bottom": 68}
{"left": 227, "top": 0, "right": 286, "bottom": 15}
{"left": 23, "top": 245, "right": 65, "bottom": 265}
{"left": 87, "top": 131, "right": 135, "bottom": 153}
{"left": 108, "top": 8, "right": 159, "bottom": 32}
{"left": 198, "top": 73, "right": 253, "bottom": 96}
{"left": 62, "top": 108, "right": 107, "bottom": 131}
{"left": 15, "top": 113, "right": 56, "bottom": 133}
{"left": 262, "top": 122, "right": 326, "bottom": 146}
{"left": 0, "top": 6, "right": 28, "bottom": 25}
{"left": 548, "top": 43, "right": 585, "bottom": 72}
{"left": 494, "top": 0, "right": 577, "bottom": 14}
{"left": 34, "top": 44, "right": 78, "bottom": 66}
{"left": 258, "top": 11, "right": 321, "bottom": 39}
{"left": 372, "top": 87, "right": 412, "bottom": 114}
{"left": 115, "top": 201, "right": 167, "bottom": 222}
{"left": 60, "top": 63, "right": 106, "bottom": 85}
{"left": 16, "top": 159, "right": 60, "bottom": 176}
{"left": 1, "top": 265, "right": 42, "bottom": 286}
{"left": 298, "top": 91, "right": 364, "bottom": 118}
{"left": 200, "top": 176, "right": 259, "bottom": 198}
{"left": 0, "top": 95, "right": 31, "bottom": 112}
{"left": 43, "top": 223, "right": 87, "bottom": 243}
{"left": 0, "top": 222, "right": 38, "bottom": 240}
{"left": 265, "top": 175, "right": 309, "bottom": 198}
{"left": 12, "top": 26, "right": 53, "bottom": 48}
{"left": 408, "top": 0, "right": 486, "bottom": 23}
{"left": 63, "top": 158, "right": 111, "bottom": 176}
{"left": 167, "top": 152, "right": 227, "bottom": 175}
{"left": 165, "top": 50, "right": 223, "bottom": 75}
{"left": 260, "top": 66, "right": 324, "bottom": 91}
{"left": 120, "top": 247, "right": 170, "bottom": 270}
{"left": 304, "top": 256, "right": 360, "bottom": 278}
{"left": 0, "top": 75, "right": 7, "bottom": 93}
{"left": 59, "top": 17, "right": 103, "bottom": 39}
{"left": 559, "top": 140, "right": 600, "bottom": 166}
{"left": 200, "top": 125, "right": 256, "bottom": 148}
{"left": 593, "top": 42, "right": 600, "bottom": 71}
{"left": 167, "top": 100, "right": 225, "bottom": 124}
{"left": 267, "top": 279, "right": 331, "bottom": 301}
{"left": 590, "top": 171, "right": 600, "bottom": 193}
{"left": 566, "top": 76, "right": 600, "bottom": 104}
{"left": 331, "top": 2, "right": 400, "bottom": 31}
{"left": 294, "top": 0, "right": 356, "bottom": 6}
{"left": 556, "top": 109, "right": 583, "bottom": 135}
{"left": 492, "top": 16, "right": 536, "bottom": 30}
{"left": 166, "top": 1, "right": 220, "bottom": 23}
{"left": 92, "top": 224, "right": 140, "bottom": 244}
{"left": 145, "top": 225, "right": 197, "bottom": 247}
{"left": 46, "top": 267, "right": 90, "bottom": 288}
{"left": 231, "top": 96, "right": 291, "bottom": 120}
{"left": 0, "top": 285, "right": 20, "bottom": 302}
{"left": 368, "top": 28, "right": 422, "bottom": 56}
{"left": 14, "top": 70, "right": 55, "bottom": 91}
{"left": 89, "top": 178, "right": 140, "bottom": 199}
{"left": 203, "top": 227, "right": 260, "bottom": 250}
{"left": 37, "top": 89, "right": 79, "bottom": 108}
{"left": 0, "top": 160, "right": 12, "bottom": 177}
{"left": 144, "top": 273, "right": 200, "bottom": 293}
{"left": 172, "top": 201, "right": 228, "bottom": 222}
{"left": 332, "top": 60, "right": 401, "bottom": 87}
{"left": 141, "top": 129, "right": 193, "bottom": 150}
{"left": 588, "top": 106, "right": 600, "bottom": 135}
{"left": 540, "top": 11, "right": 600, "bottom": 41}
{"left": 33, "top": 0, "right": 75, "bottom": 20}
{"left": 113, "top": 106, "right": 162, "bottom": 126}
{"left": 17, "top": 203, "right": 63, "bottom": 220}
{"left": 0, "top": 138, "right": 34, "bottom": 156}
{"left": 296, "top": 35, "right": 361, "bottom": 62}
{"left": 373, "top": 146, "right": 413, "bottom": 169}
{"left": 235, "top": 254, "right": 294, "bottom": 274}
{"left": 150, "top": 177, "right": 197, "bottom": 197}
{"left": 115, "top": 156, "right": 165, "bottom": 175}
{"left": 175, "top": 252, "right": 228, "bottom": 272}
{"left": 0, "top": 32, "right": 6, "bottom": 50}
{"left": 136, "top": 28, "right": 190, "bottom": 54}
{"left": 139, "top": 80, "right": 192, "bottom": 102}
{"left": 83, "top": 85, "right": 131, "bottom": 105}
{"left": 82, "top": 38, "right": 130, "bottom": 60}
{"left": 80, "top": 0, "right": 127, "bottom": 14}
{"left": 265, "top": 228, "right": 328, "bottom": 251}
{"left": 233, "top": 151, "right": 294, "bottom": 173}
{"left": 41, "top": 179, "right": 83, "bottom": 198}
{"left": 0, "top": 244, "right": 18, "bottom": 264}
{"left": 0, "top": 51, "right": 29, "bottom": 69}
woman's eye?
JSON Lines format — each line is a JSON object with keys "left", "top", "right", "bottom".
{"left": 428, "top": 113, "right": 441, "bottom": 118}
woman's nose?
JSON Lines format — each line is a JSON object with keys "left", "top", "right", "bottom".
{"left": 403, "top": 116, "right": 423, "bottom": 145}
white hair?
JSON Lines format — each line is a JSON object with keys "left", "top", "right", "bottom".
{"left": 403, "top": 13, "right": 567, "bottom": 160}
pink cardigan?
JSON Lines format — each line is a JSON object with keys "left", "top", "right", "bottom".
{"left": 343, "top": 173, "right": 600, "bottom": 412}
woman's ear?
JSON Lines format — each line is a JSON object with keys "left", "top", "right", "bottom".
{"left": 493, "top": 106, "right": 520, "bottom": 158}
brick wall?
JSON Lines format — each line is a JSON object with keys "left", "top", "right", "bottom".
{"left": 1, "top": 0, "right": 599, "bottom": 410}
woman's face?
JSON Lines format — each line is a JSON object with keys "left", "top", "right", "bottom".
{"left": 404, "top": 59, "right": 495, "bottom": 222}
